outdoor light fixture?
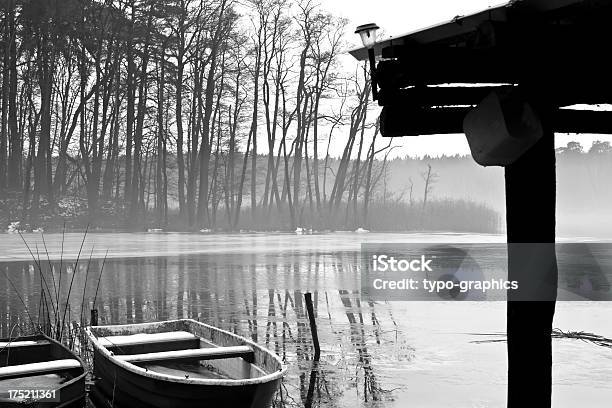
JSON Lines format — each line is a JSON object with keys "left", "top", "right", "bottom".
{"left": 355, "top": 23, "right": 380, "bottom": 101}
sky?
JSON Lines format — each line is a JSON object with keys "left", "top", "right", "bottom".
{"left": 317, "top": 0, "right": 612, "bottom": 158}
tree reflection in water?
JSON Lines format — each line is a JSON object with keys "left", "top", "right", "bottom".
{"left": 0, "top": 252, "right": 410, "bottom": 407}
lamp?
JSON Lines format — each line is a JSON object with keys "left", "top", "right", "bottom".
{"left": 355, "top": 23, "right": 379, "bottom": 49}
{"left": 355, "top": 23, "right": 380, "bottom": 101}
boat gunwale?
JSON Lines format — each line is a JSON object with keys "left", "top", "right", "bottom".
{"left": 85, "top": 319, "right": 287, "bottom": 386}
{"left": 0, "top": 332, "right": 87, "bottom": 404}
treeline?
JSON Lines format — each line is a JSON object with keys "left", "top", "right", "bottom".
{"left": 0, "top": 0, "right": 405, "bottom": 230}
{"left": 0, "top": 0, "right": 501, "bottom": 233}
{"left": 383, "top": 140, "right": 612, "bottom": 213}
{"left": 0, "top": 149, "right": 503, "bottom": 233}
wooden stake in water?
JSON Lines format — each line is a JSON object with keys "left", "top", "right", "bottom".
{"left": 91, "top": 309, "right": 98, "bottom": 326}
{"left": 304, "top": 293, "right": 320, "bottom": 360}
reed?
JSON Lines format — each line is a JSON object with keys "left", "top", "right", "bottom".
{"left": 471, "top": 329, "right": 612, "bottom": 348}
{"left": 4, "top": 225, "right": 107, "bottom": 364}
{"left": 552, "top": 329, "right": 612, "bottom": 348}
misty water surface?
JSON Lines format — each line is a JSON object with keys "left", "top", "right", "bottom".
{"left": 1, "top": 232, "right": 611, "bottom": 407}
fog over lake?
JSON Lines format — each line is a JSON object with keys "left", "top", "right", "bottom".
{"left": 1, "top": 232, "right": 611, "bottom": 407}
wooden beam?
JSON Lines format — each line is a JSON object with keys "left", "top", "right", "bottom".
{"left": 380, "top": 106, "right": 612, "bottom": 136}
{"left": 376, "top": 51, "right": 519, "bottom": 88}
{"left": 379, "top": 85, "right": 612, "bottom": 108}
{"left": 380, "top": 107, "right": 467, "bottom": 136}
{"left": 379, "top": 86, "right": 512, "bottom": 108}
{"left": 375, "top": 40, "right": 612, "bottom": 90}
{"left": 555, "top": 109, "right": 612, "bottom": 134}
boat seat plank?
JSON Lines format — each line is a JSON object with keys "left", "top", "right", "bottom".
{"left": 116, "top": 345, "right": 254, "bottom": 364}
{"left": 0, "top": 340, "right": 51, "bottom": 348}
{"left": 0, "top": 359, "right": 81, "bottom": 379}
{"left": 97, "top": 331, "right": 198, "bottom": 348}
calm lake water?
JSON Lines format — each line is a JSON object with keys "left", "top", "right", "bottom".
{"left": 1, "top": 232, "right": 612, "bottom": 407}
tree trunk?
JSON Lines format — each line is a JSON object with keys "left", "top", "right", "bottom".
{"left": 1, "top": 6, "right": 9, "bottom": 193}
{"left": 249, "top": 38, "right": 262, "bottom": 219}
{"left": 7, "top": 0, "right": 20, "bottom": 191}
{"left": 156, "top": 44, "right": 167, "bottom": 227}
{"left": 176, "top": 57, "right": 186, "bottom": 219}
{"left": 33, "top": 34, "right": 54, "bottom": 216}
{"left": 124, "top": 3, "right": 136, "bottom": 202}
{"left": 129, "top": 8, "right": 153, "bottom": 224}
{"left": 186, "top": 58, "right": 201, "bottom": 226}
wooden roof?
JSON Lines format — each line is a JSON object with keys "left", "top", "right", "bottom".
{"left": 350, "top": 0, "right": 612, "bottom": 136}
{"left": 350, "top": 0, "right": 592, "bottom": 60}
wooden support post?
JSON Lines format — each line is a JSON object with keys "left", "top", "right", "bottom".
{"left": 505, "top": 117, "right": 557, "bottom": 407}
{"left": 304, "top": 293, "right": 320, "bottom": 360}
{"left": 368, "top": 48, "right": 379, "bottom": 101}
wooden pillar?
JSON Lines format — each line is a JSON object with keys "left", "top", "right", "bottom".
{"left": 505, "top": 115, "right": 557, "bottom": 407}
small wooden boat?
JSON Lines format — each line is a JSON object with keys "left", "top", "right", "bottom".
{"left": 0, "top": 334, "right": 86, "bottom": 407}
{"left": 86, "top": 319, "right": 286, "bottom": 408}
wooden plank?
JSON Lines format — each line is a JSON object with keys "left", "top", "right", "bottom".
{"left": 116, "top": 346, "right": 254, "bottom": 364}
{"left": 379, "top": 84, "right": 612, "bottom": 109}
{"left": 0, "top": 340, "right": 51, "bottom": 348}
{"left": 0, "top": 359, "right": 81, "bottom": 379}
{"left": 97, "top": 331, "right": 198, "bottom": 348}
{"left": 555, "top": 109, "right": 612, "bottom": 134}
{"left": 381, "top": 106, "right": 467, "bottom": 136}
{"left": 380, "top": 106, "right": 612, "bottom": 136}
{"left": 376, "top": 50, "right": 519, "bottom": 88}
{"left": 375, "top": 38, "right": 612, "bottom": 89}
{"left": 378, "top": 86, "right": 513, "bottom": 108}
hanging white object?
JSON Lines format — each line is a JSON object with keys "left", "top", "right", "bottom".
{"left": 463, "top": 88, "right": 543, "bottom": 167}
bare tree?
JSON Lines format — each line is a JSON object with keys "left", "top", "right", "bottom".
{"left": 421, "top": 163, "right": 438, "bottom": 210}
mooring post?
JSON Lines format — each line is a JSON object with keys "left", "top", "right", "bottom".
{"left": 90, "top": 309, "right": 98, "bottom": 326}
{"left": 304, "top": 293, "right": 321, "bottom": 360}
{"left": 505, "top": 113, "right": 557, "bottom": 407}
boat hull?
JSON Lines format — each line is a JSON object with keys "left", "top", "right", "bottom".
{"left": 87, "top": 320, "right": 285, "bottom": 408}
{"left": 92, "top": 350, "right": 280, "bottom": 408}
{"left": 0, "top": 334, "right": 86, "bottom": 408}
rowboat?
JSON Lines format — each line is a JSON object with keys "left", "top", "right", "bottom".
{"left": 0, "top": 334, "right": 86, "bottom": 407}
{"left": 85, "top": 319, "right": 286, "bottom": 408}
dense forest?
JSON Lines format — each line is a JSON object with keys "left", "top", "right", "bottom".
{"left": 0, "top": 0, "right": 500, "bottom": 233}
